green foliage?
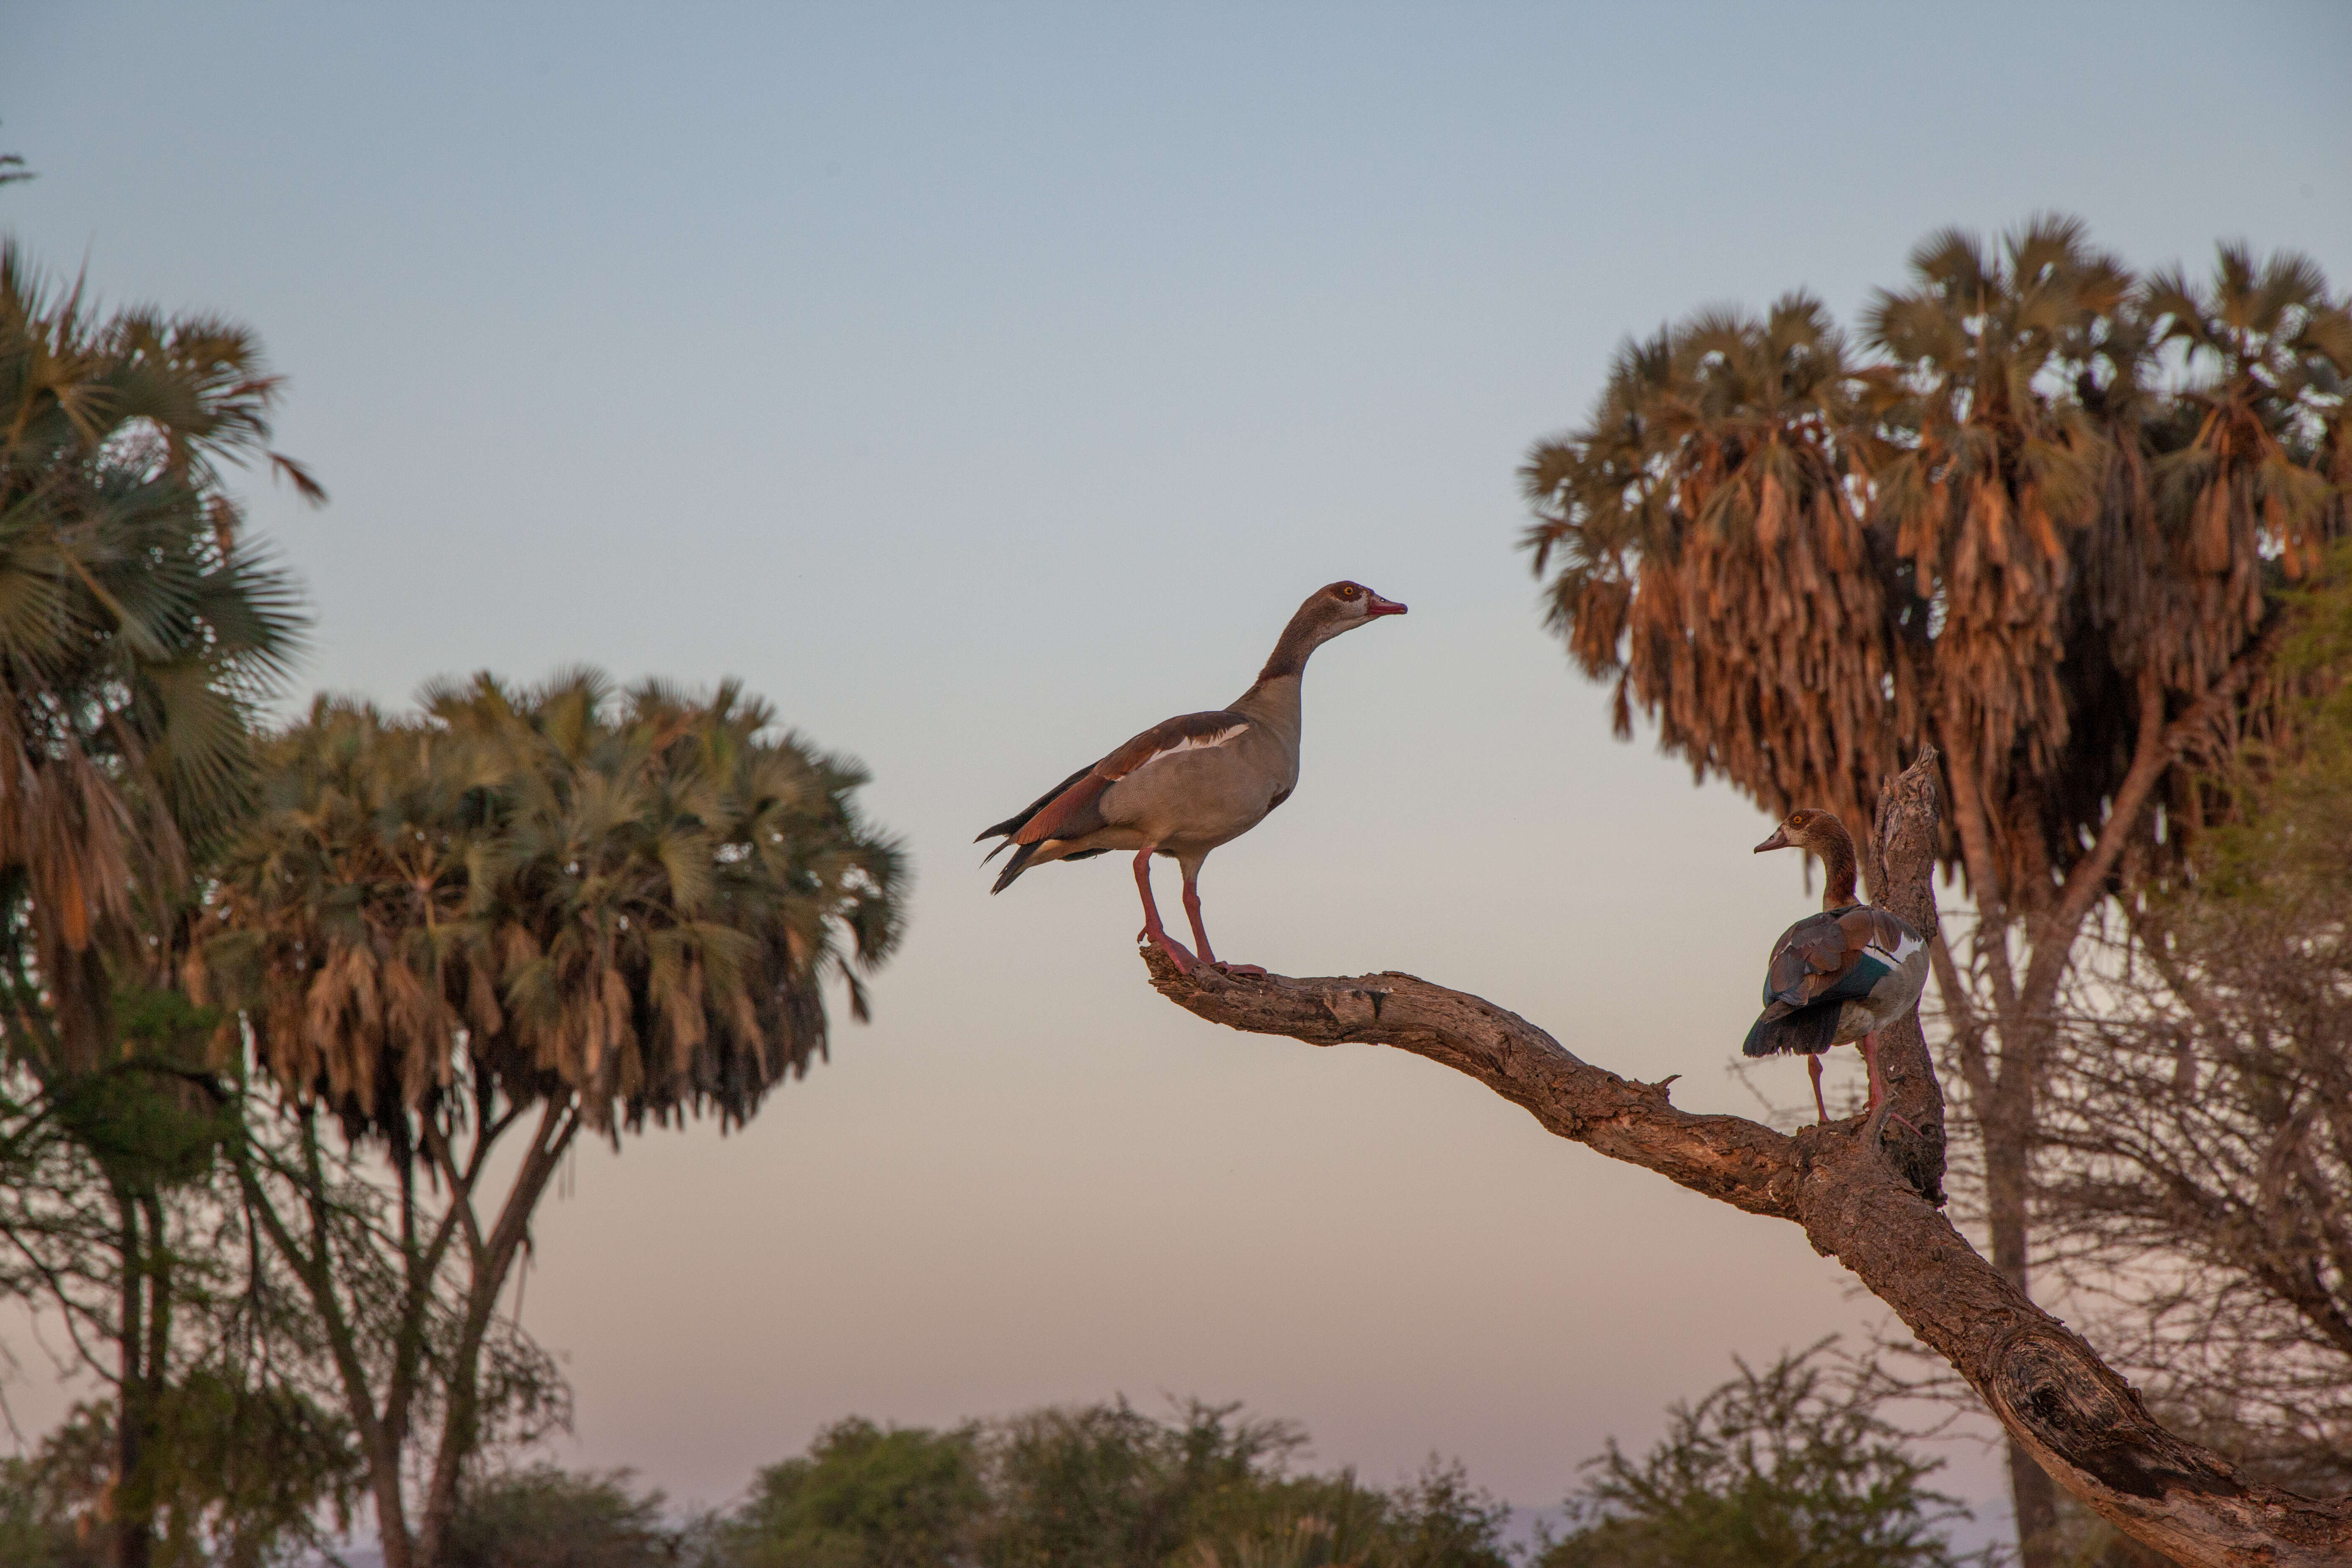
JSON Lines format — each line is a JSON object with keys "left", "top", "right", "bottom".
{"left": 45, "top": 988, "right": 232, "bottom": 1191}
{"left": 444, "top": 1465, "right": 677, "bottom": 1568}
{"left": 981, "top": 1398, "right": 1307, "bottom": 1568}
{"left": 200, "top": 671, "right": 908, "bottom": 1140}
{"left": 719, "top": 1417, "right": 988, "bottom": 1568}
{"left": 0, "top": 1453, "right": 105, "bottom": 1568}
{"left": 0, "top": 1390, "right": 356, "bottom": 1568}
{"left": 0, "top": 241, "right": 312, "bottom": 1071}
{"left": 1535, "top": 1344, "right": 1981, "bottom": 1568}
{"left": 1376, "top": 1462, "right": 1515, "bottom": 1568}
{"left": 2200, "top": 541, "right": 2352, "bottom": 900}
{"left": 701, "top": 1400, "right": 1516, "bottom": 1568}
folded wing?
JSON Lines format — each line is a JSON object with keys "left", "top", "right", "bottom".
{"left": 975, "top": 710, "right": 1253, "bottom": 890}
{"left": 1745, "top": 906, "right": 1918, "bottom": 1057}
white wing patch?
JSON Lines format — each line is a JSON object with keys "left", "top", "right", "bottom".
{"left": 1869, "top": 928, "right": 1925, "bottom": 965}
{"left": 1139, "top": 722, "right": 1250, "bottom": 769}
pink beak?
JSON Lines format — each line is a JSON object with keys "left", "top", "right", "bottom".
{"left": 1754, "top": 827, "right": 1790, "bottom": 853}
{"left": 1366, "top": 593, "right": 1408, "bottom": 617}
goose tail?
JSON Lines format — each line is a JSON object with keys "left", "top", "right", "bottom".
{"left": 1743, "top": 1003, "right": 1840, "bottom": 1059}
{"left": 989, "top": 840, "right": 1042, "bottom": 895}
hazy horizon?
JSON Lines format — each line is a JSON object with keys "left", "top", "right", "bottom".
{"left": 4, "top": 0, "right": 2348, "bottom": 1538}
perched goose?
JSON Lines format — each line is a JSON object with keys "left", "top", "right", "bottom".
{"left": 1745, "top": 807, "right": 1928, "bottom": 1123}
{"left": 977, "top": 580, "right": 1407, "bottom": 975}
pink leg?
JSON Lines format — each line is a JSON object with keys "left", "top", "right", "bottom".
{"left": 1182, "top": 869, "right": 1264, "bottom": 977}
{"left": 1807, "top": 1053, "right": 1828, "bottom": 1124}
{"left": 1132, "top": 847, "right": 1197, "bottom": 974}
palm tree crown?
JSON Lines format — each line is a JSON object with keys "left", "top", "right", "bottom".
{"left": 1522, "top": 218, "right": 2350, "bottom": 902}
{"left": 198, "top": 670, "right": 907, "bottom": 1141}
{"left": 0, "top": 243, "right": 311, "bottom": 1071}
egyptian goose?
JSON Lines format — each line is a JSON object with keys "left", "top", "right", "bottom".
{"left": 1745, "top": 807, "right": 1929, "bottom": 1123}
{"left": 977, "top": 580, "right": 1407, "bottom": 976}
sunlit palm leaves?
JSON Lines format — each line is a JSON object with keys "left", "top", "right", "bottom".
{"left": 1522, "top": 217, "right": 2350, "bottom": 903}
{"left": 2143, "top": 246, "right": 2352, "bottom": 656}
{"left": 1522, "top": 291, "right": 1903, "bottom": 836}
{"left": 1861, "top": 218, "right": 2122, "bottom": 815}
{"left": 0, "top": 243, "right": 311, "bottom": 1070}
{"left": 199, "top": 671, "right": 906, "bottom": 1139}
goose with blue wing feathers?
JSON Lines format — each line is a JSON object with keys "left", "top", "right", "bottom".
{"left": 1745, "top": 807, "right": 1929, "bottom": 1122}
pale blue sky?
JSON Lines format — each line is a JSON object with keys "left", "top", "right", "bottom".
{"left": 5, "top": 0, "right": 2348, "bottom": 1534}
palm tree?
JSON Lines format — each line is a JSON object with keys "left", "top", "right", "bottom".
{"left": 1523, "top": 291, "right": 1898, "bottom": 821}
{"left": 199, "top": 671, "right": 906, "bottom": 1568}
{"left": 0, "top": 242, "right": 312, "bottom": 1568}
{"left": 1522, "top": 219, "right": 2348, "bottom": 1568}
{"left": 0, "top": 241, "right": 313, "bottom": 1069}
{"left": 2143, "top": 243, "right": 2352, "bottom": 655}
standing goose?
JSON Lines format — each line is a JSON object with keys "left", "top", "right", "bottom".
{"left": 1745, "top": 807, "right": 1929, "bottom": 1122}
{"left": 977, "top": 580, "right": 1406, "bottom": 975}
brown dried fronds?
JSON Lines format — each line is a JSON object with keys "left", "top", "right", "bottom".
{"left": 193, "top": 673, "right": 907, "bottom": 1148}
{"left": 1522, "top": 219, "right": 2348, "bottom": 913}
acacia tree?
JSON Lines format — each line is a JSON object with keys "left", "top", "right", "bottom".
{"left": 1539, "top": 1342, "right": 1981, "bottom": 1568}
{"left": 2032, "top": 546, "right": 2352, "bottom": 1493}
{"left": 0, "top": 241, "right": 315, "bottom": 1568}
{"left": 1516, "top": 218, "right": 2349, "bottom": 1563}
{"left": 193, "top": 671, "right": 906, "bottom": 1568}
{"left": 1141, "top": 749, "right": 2352, "bottom": 1566}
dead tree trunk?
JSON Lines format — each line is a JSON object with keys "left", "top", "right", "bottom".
{"left": 1140, "top": 748, "right": 2351, "bottom": 1568}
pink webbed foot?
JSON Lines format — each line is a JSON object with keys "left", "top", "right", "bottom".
{"left": 1138, "top": 927, "right": 1199, "bottom": 975}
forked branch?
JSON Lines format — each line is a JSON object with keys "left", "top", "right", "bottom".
{"left": 1141, "top": 749, "right": 2352, "bottom": 1568}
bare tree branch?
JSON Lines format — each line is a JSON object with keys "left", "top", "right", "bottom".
{"left": 1140, "top": 750, "right": 2352, "bottom": 1568}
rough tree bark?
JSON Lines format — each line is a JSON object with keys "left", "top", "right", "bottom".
{"left": 1142, "top": 749, "right": 2351, "bottom": 1568}
{"left": 1928, "top": 621, "right": 2288, "bottom": 1565}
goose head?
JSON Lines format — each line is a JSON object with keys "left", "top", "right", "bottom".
{"left": 1295, "top": 579, "right": 1407, "bottom": 646}
{"left": 1754, "top": 806, "right": 1850, "bottom": 858}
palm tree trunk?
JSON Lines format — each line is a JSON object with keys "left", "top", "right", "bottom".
{"left": 235, "top": 1121, "right": 425, "bottom": 1568}
{"left": 1984, "top": 1086, "right": 2061, "bottom": 1566}
{"left": 111, "top": 1186, "right": 153, "bottom": 1568}
{"left": 415, "top": 1099, "right": 578, "bottom": 1568}
{"left": 1937, "top": 717, "right": 2066, "bottom": 1568}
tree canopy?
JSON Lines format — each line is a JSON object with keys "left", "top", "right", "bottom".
{"left": 198, "top": 670, "right": 906, "bottom": 1142}
{"left": 1521, "top": 219, "right": 2348, "bottom": 904}
{"left": 1519, "top": 216, "right": 2350, "bottom": 1566}
{"left": 1538, "top": 1343, "right": 1980, "bottom": 1568}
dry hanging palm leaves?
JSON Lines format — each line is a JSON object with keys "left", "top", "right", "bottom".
{"left": 194, "top": 672, "right": 906, "bottom": 1146}
{"left": 1522, "top": 217, "right": 2349, "bottom": 1568}
{"left": 1525, "top": 293, "right": 1914, "bottom": 851}
{"left": 1523, "top": 217, "right": 2349, "bottom": 914}
{"left": 0, "top": 243, "right": 312, "bottom": 1074}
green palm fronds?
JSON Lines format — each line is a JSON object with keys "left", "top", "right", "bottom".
{"left": 0, "top": 242, "right": 312, "bottom": 1072}
{"left": 197, "top": 671, "right": 906, "bottom": 1139}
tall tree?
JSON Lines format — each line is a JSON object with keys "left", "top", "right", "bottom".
{"left": 1517, "top": 219, "right": 2349, "bottom": 1565}
{"left": 195, "top": 671, "right": 907, "bottom": 1568}
{"left": 0, "top": 241, "right": 313, "bottom": 1568}
{"left": 1144, "top": 750, "right": 2352, "bottom": 1565}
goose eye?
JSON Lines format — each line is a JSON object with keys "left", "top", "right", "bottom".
{"left": 1336, "top": 584, "right": 1360, "bottom": 600}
